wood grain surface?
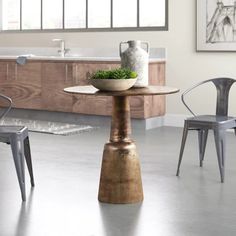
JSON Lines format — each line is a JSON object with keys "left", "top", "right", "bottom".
{"left": 64, "top": 85, "right": 179, "bottom": 96}
{"left": 0, "top": 60, "right": 169, "bottom": 119}
{"left": 41, "top": 62, "right": 73, "bottom": 112}
{"left": 0, "top": 62, "right": 42, "bottom": 109}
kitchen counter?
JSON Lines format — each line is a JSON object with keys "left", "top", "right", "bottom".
{"left": 0, "top": 47, "right": 166, "bottom": 63}
{"left": 0, "top": 55, "right": 165, "bottom": 63}
{"left": 0, "top": 49, "right": 166, "bottom": 119}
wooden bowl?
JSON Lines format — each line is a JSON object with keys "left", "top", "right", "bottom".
{"left": 90, "top": 78, "right": 137, "bottom": 91}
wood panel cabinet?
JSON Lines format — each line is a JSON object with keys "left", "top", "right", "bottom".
{"left": 0, "top": 59, "right": 165, "bottom": 119}
{"left": 0, "top": 61, "right": 42, "bottom": 109}
{"left": 144, "top": 62, "right": 166, "bottom": 118}
{"left": 41, "top": 62, "right": 73, "bottom": 112}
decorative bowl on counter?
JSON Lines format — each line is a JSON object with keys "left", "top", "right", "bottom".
{"left": 89, "top": 68, "right": 137, "bottom": 92}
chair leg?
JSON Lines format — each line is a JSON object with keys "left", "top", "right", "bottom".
{"left": 214, "top": 129, "right": 226, "bottom": 183}
{"left": 176, "top": 122, "right": 189, "bottom": 176}
{"left": 198, "top": 129, "right": 208, "bottom": 167}
{"left": 10, "top": 136, "right": 26, "bottom": 201}
{"left": 24, "top": 136, "right": 35, "bottom": 187}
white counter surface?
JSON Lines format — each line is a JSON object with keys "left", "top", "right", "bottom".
{"left": 0, "top": 55, "right": 165, "bottom": 62}
{"left": 0, "top": 47, "right": 166, "bottom": 62}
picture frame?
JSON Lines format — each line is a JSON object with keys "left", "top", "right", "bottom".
{"left": 197, "top": 0, "right": 236, "bottom": 51}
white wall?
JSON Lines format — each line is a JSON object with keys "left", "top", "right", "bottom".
{"left": 1, "top": 0, "right": 236, "bottom": 115}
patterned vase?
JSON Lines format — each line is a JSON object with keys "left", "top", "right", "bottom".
{"left": 120, "top": 40, "right": 149, "bottom": 87}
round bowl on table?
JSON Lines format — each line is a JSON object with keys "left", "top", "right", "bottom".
{"left": 90, "top": 78, "right": 137, "bottom": 91}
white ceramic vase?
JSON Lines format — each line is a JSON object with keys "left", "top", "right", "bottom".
{"left": 120, "top": 40, "right": 149, "bottom": 87}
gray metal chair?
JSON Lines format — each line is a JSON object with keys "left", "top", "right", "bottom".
{"left": 176, "top": 78, "right": 236, "bottom": 182}
{"left": 0, "top": 93, "right": 34, "bottom": 201}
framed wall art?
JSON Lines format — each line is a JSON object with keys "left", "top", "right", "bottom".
{"left": 197, "top": 0, "right": 236, "bottom": 51}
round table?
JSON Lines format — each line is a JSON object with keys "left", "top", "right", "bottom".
{"left": 64, "top": 85, "right": 179, "bottom": 204}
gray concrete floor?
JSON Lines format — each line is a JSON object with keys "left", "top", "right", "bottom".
{"left": 1, "top": 126, "right": 236, "bottom": 236}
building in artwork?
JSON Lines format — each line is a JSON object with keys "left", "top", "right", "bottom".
{"left": 207, "top": 0, "right": 236, "bottom": 43}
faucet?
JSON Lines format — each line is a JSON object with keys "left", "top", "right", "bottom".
{"left": 52, "top": 39, "right": 70, "bottom": 57}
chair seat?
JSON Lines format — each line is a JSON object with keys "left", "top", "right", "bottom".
{"left": 0, "top": 125, "right": 27, "bottom": 133}
{"left": 186, "top": 115, "right": 236, "bottom": 129}
{"left": 0, "top": 126, "right": 29, "bottom": 143}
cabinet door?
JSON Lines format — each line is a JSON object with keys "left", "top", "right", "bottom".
{"left": 0, "top": 62, "right": 8, "bottom": 83}
{"left": 144, "top": 62, "right": 166, "bottom": 118}
{"left": 0, "top": 62, "right": 10, "bottom": 108}
{"left": 12, "top": 62, "right": 42, "bottom": 109}
{"left": 72, "top": 62, "right": 119, "bottom": 115}
{"left": 42, "top": 62, "right": 73, "bottom": 112}
{"left": 0, "top": 62, "right": 42, "bottom": 109}
{"left": 0, "top": 61, "right": 16, "bottom": 89}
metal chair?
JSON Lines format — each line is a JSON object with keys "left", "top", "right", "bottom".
{"left": 0, "top": 93, "right": 34, "bottom": 200}
{"left": 176, "top": 78, "right": 236, "bottom": 182}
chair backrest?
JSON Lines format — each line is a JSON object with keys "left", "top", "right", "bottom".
{"left": 182, "top": 77, "right": 236, "bottom": 116}
{"left": 0, "top": 93, "right": 12, "bottom": 120}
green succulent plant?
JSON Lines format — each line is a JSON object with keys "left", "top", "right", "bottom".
{"left": 90, "top": 68, "right": 137, "bottom": 80}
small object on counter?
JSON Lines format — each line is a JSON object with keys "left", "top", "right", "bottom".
{"left": 16, "top": 56, "right": 28, "bottom": 65}
{"left": 16, "top": 54, "right": 35, "bottom": 65}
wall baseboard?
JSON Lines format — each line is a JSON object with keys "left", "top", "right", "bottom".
{"left": 163, "top": 114, "right": 190, "bottom": 127}
{"left": 7, "top": 108, "right": 189, "bottom": 130}
{"left": 143, "top": 114, "right": 189, "bottom": 130}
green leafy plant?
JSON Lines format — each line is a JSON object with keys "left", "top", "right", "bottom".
{"left": 90, "top": 68, "right": 137, "bottom": 80}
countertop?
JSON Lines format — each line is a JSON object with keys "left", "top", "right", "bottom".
{"left": 0, "top": 55, "right": 165, "bottom": 63}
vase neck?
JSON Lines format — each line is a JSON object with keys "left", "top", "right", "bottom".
{"left": 128, "top": 40, "right": 141, "bottom": 48}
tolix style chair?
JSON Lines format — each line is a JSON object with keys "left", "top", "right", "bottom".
{"left": 0, "top": 93, "right": 34, "bottom": 201}
{"left": 176, "top": 78, "right": 236, "bottom": 182}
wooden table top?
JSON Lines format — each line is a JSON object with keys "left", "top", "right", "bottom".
{"left": 64, "top": 85, "right": 179, "bottom": 97}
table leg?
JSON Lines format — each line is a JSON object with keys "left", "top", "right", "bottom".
{"left": 98, "top": 96, "right": 143, "bottom": 204}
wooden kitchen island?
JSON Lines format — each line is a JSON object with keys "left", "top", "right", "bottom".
{"left": 0, "top": 58, "right": 166, "bottom": 119}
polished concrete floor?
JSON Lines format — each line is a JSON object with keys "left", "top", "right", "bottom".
{"left": 1, "top": 126, "right": 236, "bottom": 236}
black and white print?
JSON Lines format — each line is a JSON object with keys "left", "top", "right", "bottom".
{"left": 197, "top": 0, "right": 236, "bottom": 51}
{"left": 207, "top": 0, "right": 236, "bottom": 43}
